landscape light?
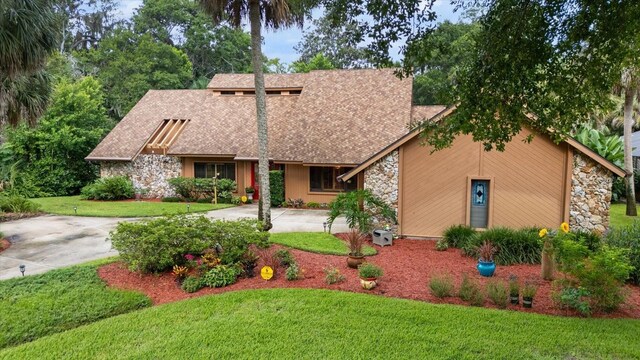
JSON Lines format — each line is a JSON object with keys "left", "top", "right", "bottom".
{"left": 323, "top": 222, "right": 327, "bottom": 233}
{"left": 19, "top": 264, "right": 25, "bottom": 276}
{"left": 73, "top": 206, "right": 78, "bottom": 215}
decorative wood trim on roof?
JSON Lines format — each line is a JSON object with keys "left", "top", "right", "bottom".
{"left": 145, "top": 119, "right": 189, "bottom": 155}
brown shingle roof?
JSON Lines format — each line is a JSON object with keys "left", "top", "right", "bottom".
{"left": 87, "top": 69, "right": 425, "bottom": 164}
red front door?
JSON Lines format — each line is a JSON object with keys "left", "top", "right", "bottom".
{"left": 251, "top": 162, "right": 259, "bottom": 200}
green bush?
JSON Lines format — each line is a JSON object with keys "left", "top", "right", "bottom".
{"left": 109, "top": 215, "right": 269, "bottom": 273}
{"left": 458, "top": 274, "right": 482, "bottom": 304}
{"left": 553, "top": 284, "right": 591, "bottom": 316}
{"left": 464, "top": 227, "right": 542, "bottom": 265}
{"left": 181, "top": 276, "right": 204, "bottom": 293}
{"left": 327, "top": 189, "right": 397, "bottom": 232}
{"left": 0, "top": 194, "right": 41, "bottom": 213}
{"left": 196, "top": 197, "right": 213, "bottom": 204}
{"left": 168, "top": 177, "right": 236, "bottom": 203}
{"left": 286, "top": 262, "right": 301, "bottom": 281}
{"left": 486, "top": 280, "right": 509, "bottom": 308}
{"left": 201, "top": 265, "right": 241, "bottom": 288}
{"left": 429, "top": 274, "right": 455, "bottom": 298}
{"left": 358, "top": 262, "right": 383, "bottom": 279}
{"left": 443, "top": 224, "right": 476, "bottom": 248}
{"left": 606, "top": 222, "right": 640, "bottom": 285}
{"left": 216, "top": 178, "right": 236, "bottom": 203}
{"left": 269, "top": 170, "right": 285, "bottom": 207}
{"left": 275, "top": 249, "right": 295, "bottom": 267}
{"left": 324, "top": 266, "right": 345, "bottom": 284}
{"left": 80, "top": 176, "right": 135, "bottom": 200}
{"left": 435, "top": 239, "right": 449, "bottom": 251}
{"left": 161, "top": 197, "right": 183, "bottom": 203}
{"left": 307, "top": 201, "right": 320, "bottom": 208}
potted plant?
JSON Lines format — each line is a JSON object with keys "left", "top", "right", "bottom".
{"left": 358, "top": 262, "right": 383, "bottom": 290}
{"left": 245, "top": 186, "right": 255, "bottom": 201}
{"left": 476, "top": 241, "right": 497, "bottom": 277}
{"left": 509, "top": 275, "right": 520, "bottom": 305}
{"left": 345, "top": 228, "right": 366, "bottom": 269}
{"left": 522, "top": 283, "right": 538, "bottom": 308}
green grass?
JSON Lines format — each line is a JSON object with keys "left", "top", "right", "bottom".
{"left": 0, "top": 259, "right": 150, "bottom": 349}
{"left": 31, "top": 196, "right": 234, "bottom": 217}
{"left": 270, "top": 232, "right": 377, "bottom": 256}
{"left": 610, "top": 203, "right": 640, "bottom": 228}
{"left": 2, "top": 289, "right": 639, "bottom": 359}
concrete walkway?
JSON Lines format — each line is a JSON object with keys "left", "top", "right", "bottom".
{"left": 0, "top": 205, "right": 347, "bottom": 280}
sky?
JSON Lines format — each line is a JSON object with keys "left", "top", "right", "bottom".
{"left": 116, "top": 0, "right": 463, "bottom": 64}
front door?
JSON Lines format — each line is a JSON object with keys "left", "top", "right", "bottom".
{"left": 251, "top": 162, "right": 260, "bottom": 200}
{"left": 470, "top": 179, "right": 489, "bottom": 228}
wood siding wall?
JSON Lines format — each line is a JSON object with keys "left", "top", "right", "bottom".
{"left": 285, "top": 164, "right": 363, "bottom": 204}
{"left": 181, "top": 157, "right": 250, "bottom": 195}
{"left": 400, "top": 129, "right": 569, "bottom": 237}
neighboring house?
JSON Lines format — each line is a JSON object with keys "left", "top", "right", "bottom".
{"left": 630, "top": 130, "right": 640, "bottom": 170}
{"left": 87, "top": 69, "right": 624, "bottom": 236}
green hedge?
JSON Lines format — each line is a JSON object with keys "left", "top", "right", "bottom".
{"left": 606, "top": 222, "right": 640, "bottom": 285}
{"left": 80, "top": 176, "right": 135, "bottom": 200}
{"left": 269, "top": 170, "right": 284, "bottom": 207}
{"left": 109, "top": 215, "right": 270, "bottom": 273}
{"left": 168, "top": 177, "right": 236, "bottom": 203}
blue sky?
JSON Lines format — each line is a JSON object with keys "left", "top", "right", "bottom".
{"left": 117, "top": 0, "right": 462, "bottom": 64}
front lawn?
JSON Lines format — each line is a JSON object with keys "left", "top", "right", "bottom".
{"left": 270, "top": 232, "right": 377, "bottom": 256}
{"left": 0, "top": 259, "right": 150, "bottom": 349}
{"left": 610, "top": 203, "right": 640, "bottom": 228}
{"left": 31, "top": 196, "right": 234, "bottom": 217}
{"left": 2, "top": 288, "right": 638, "bottom": 359}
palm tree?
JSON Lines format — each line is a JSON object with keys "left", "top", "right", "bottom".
{"left": 199, "top": 0, "right": 307, "bottom": 230}
{"left": 621, "top": 67, "right": 639, "bottom": 216}
{"left": 0, "top": 0, "right": 59, "bottom": 126}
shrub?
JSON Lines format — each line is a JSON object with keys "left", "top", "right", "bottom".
{"left": 458, "top": 274, "right": 482, "bottom": 303}
{"left": 181, "top": 276, "right": 204, "bottom": 293}
{"left": 80, "top": 176, "right": 135, "bottom": 200}
{"left": 269, "top": 170, "right": 285, "bottom": 207}
{"left": 109, "top": 215, "right": 269, "bottom": 273}
{"left": 486, "top": 280, "right": 509, "bottom": 308}
{"left": 429, "top": 274, "right": 455, "bottom": 298}
{"left": 327, "top": 189, "right": 396, "bottom": 233}
{"left": 477, "top": 241, "right": 497, "bottom": 262}
{"left": 443, "top": 224, "right": 476, "bottom": 248}
{"left": 275, "top": 249, "right": 295, "bottom": 267}
{"left": 307, "top": 201, "right": 320, "bottom": 208}
{"left": 216, "top": 178, "right": 236, "bottom": 203}
{"left": 345, "top": 228, "right": 366, "bottom": 256}
{"left": 240, "top": 250, "right": 259, "bottom": 278}
{"left": 201, "top": 265, "right": 240, "bottom": 288}
{"left": 324, "top": 266, "right": 345, "bottom": 285}
{"left": 606, "top": 222, "right": 640, "bottom": 285}
{"left": 168, "top": 177, "right": 214, "bottom": 200}
{"left": 464, "top": 227, "right": 541, "bottom": 265}
{"left": 287, "top": 198, "right": 304, "bottom": 208}
{"left": 0, "top": 194, "right": 41, "bottom": 213}
{"left": 286, "top": 262, "right": 301, "bottom": 281}
{"left": 358, "top": 262, "right": 383, "bottom": 279}
{"left": 161, "top": 197, "right": 183, "bottom": 203}
{"left": 553, "top": 283, "right": 591, "bottom": 316}
{"left": 435, "top": 239, "right": 449, "bottom": 251}
{"left": 196, "top": 197, "right": 213, "bottom": 204}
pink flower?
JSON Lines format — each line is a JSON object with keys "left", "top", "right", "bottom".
{"left": 184, "top": 254, "right": 195, "bottom": 261}
{"left": 197, "top": 259, "right": 203, "bottom": 265}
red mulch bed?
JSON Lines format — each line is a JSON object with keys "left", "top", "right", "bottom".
{"left": 98, "top": 237, "right": 640, "bottom": 318}
{"left": 0, "top": 238, "right": 10, "bottom": 254}
{"left": 0, "top": 212, "right": 42, "bottom": 222}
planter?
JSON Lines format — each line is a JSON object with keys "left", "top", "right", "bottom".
{"left": 360, "top": 277, "right": 377, "bottom": 290}
{"left": 510, "top": 295, "right": 519, "bottom": 305}
{"left": 523, "top": 297, "right": 533, "bottom": 308}
{"left": 247, "top": 193, "right": 254, "bottom": 201}
{"left": 347, "top": 254, "right": 365, "bottom": 269}
{"left": 477, "top": 260, "right": 496, "bottom": 277}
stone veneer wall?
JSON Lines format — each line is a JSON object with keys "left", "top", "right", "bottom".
{"left": 100, "top": 154, "right": 182, "bottom": 198}
{"left": 569, "top": 151, "right": 613, "bottom": 234}
{"left": 364, "top": 149, "right": 399, "bottom": 213}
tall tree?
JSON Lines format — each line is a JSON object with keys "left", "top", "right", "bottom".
{"left": 294, "top": 14, "right": 369, "bottom": 68}
{"left": 621, "top": 67, "right": 639, "bottom": 215}
{"left": 0, "top": 0, "right": 59, "bottom": 126}
{"left": 290, "top": 53, "right": 335, "bottom": 73}
{"left": 75, "top": 29, "right": 193, "bottom": 118}
{"left": 199, "top": 0, "right": 310, "bottom": 230}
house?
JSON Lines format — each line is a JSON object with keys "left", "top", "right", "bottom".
{"left": 86, "top": 69, "right": 624, "bottom": 236}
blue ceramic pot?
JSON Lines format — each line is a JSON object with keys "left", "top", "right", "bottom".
{"left": 477, "top": 260, "right": 496, "bottom": 277}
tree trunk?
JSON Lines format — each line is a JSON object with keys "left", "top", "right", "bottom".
{"left": 624, "top": 83, "right": 637, "bottom": 216}
{"left": 249, "top": 0, "right": 272, "bottom": 230}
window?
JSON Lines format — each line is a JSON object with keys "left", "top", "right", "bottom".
{"left": 309, "top": 166, "right": 357, "bottom": 192}
{"left": 194, "top": 162, "right": 236, "bottom": 181}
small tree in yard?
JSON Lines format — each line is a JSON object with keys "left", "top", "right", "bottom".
{"left": 327, "top": 189, "right": 396, "bottom": 233}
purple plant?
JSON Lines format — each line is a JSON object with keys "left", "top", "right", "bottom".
{"left": 184, "top": 254, "right": 195, "bottom": 261}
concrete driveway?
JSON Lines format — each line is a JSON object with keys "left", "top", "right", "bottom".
{"left": 0, "top": 205, "right": 346, "bottom": 280}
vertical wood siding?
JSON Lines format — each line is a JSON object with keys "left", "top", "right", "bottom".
{"left": 400, "top": 129, "right": 568, "bottom": 237}
{"left": 285, "top": 164, "right": 363, "bottom": 204}
{"left": 181, "top": 157, "right": 249, "bottom": 195}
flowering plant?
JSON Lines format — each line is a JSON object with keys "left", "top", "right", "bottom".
{"left": 172, "top": 265, "right": 189, "bottom": 280}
